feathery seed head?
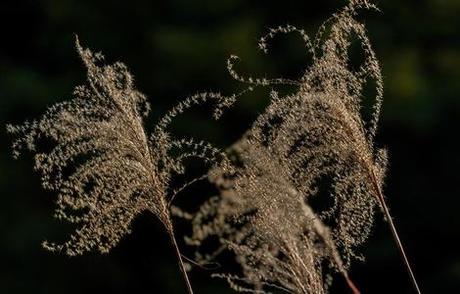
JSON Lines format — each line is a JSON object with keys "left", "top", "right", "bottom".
{"left": 7, "top": 39, "right": 230, "bottom": 257}
{"left": 180, "top": 1, "right": 386, "bottom": 292}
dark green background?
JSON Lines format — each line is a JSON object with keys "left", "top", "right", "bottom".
{"left": 1, "top": 0, "right": 459, "bottom": 293}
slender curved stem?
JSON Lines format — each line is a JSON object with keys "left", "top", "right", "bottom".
{"left": 370, "top": 170, "right": 421, "bottom": 294}
{"left": 168, "top": 225, "right": 194, "bottom": 294}
{"left": 344, "top": 275, "right": 360, "bottom": 294}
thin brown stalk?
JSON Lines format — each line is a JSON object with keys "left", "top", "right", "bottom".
{"left": 344, "top": 274, "right": 360, "bottom": 294}
{"left": 167, "top": 224, "right": 194, "bottom": 294}
{"left": 369, "top": 170, "right": 421, "bottom": 294}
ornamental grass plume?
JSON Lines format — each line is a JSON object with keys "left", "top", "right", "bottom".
{"left": 178, "top": 136, "right": 360, "bottom": 294}
{"left": 7, "top": 0, "right": 422, "bottom": 293}
{"left": 6, "top": 38, "right": 235, "bottom": 294}
{"left": 180, "top": 0, "right": 421, "bottom": 293}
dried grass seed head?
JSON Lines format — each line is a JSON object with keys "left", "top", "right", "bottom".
{"left": 7, "top": 39, "right": 233, "bottom": 256}
{"left": 181, "top": 1, "right": 387, "bottom": 292}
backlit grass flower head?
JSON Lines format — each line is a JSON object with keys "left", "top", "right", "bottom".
{"left": 7, "top": 0, "right": 422, "bottom": 293}
{"left": 181, "top": 0, "right": 420, "bottom": 293}
{"left": 7, "top": 38, "right": 235, "bottom": 294}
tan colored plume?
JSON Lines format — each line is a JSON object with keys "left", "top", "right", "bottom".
{"left": 179, "top": 0, "right": 421, "bottom": 293}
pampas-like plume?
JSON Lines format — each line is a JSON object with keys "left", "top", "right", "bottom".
{"left": 181, "top": 0, "right": 420, "bottom": 293}
{"left": 178, "top": 135, "right": 359, "bottom": 294}
{"left": 6, "top": 38, "right": 235, "bottom": 294}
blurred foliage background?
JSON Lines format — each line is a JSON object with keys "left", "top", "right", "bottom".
{"left": 1, "top": 0, "right": 459, "bottom": 293}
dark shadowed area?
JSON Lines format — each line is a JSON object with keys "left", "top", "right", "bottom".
{"left": 1, "top": 0, "right": 459, "bottom": 293}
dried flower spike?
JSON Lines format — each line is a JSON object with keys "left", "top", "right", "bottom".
{"left": 182, "top": 0, "right": 420, "bottom": 293}
{"left": 7, "top": 37, "right": 235, "bottom": 294}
